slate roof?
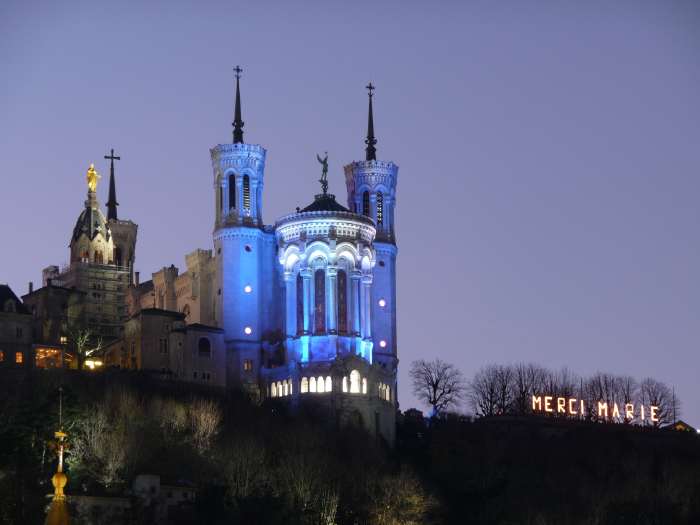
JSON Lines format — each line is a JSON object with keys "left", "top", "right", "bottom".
{"left": 0, "top": 284, "right": 30, "bottom": 314}
{"left": 301, "top": 193, "right": 350, "bottom": 213}
{"left": 71, "top": 203, "right": 111, "bottom": 243}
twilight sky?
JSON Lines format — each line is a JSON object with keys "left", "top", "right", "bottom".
{"left": 1, "top": 1, "right": 698, "bottom": 425}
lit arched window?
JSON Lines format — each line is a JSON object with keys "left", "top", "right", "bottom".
{"left": 376, "top": 192, "right": 383, "bottom": 225}
{"left": 337, "top": 269, "right": 347, "bottom": 334}
{"left": 288, "top": 379, "right": 293, "bottom": 395}
{"left": 198, "top": 337, "right": 211, "bottom": 357}
{"left": 317, "top": 376, "right": 325, "bottom": 393}
{"left": 325, "top": 376, "right": 332, "bottom": 392}
{"left": 271, "top": 382, "right": 277, "bottom": 397}
{"left": 283, "top": 381, "right": 288, "bottom": 396}
{"left": 314, "top": 269, "right": 325, "bottom": 333}
{"left": 301, "top": 377, "right": 309, "bottom": 393}
{"left": 296, "top": 273, "right": 304, "bottom": 334}
{"left": 228, "top": 174, "right": 236, "bottom": 210}
{"left": 243, "top": 175, "right": 251, "bottom": 210}
{"left": 386, "top": 385, "right": 391, "bottom": 401}
{"left": 310, "top": 376, "right": 317, "bottom": 393}
{"left": 342, "top": 376, "right": 348, "bottom": 393}
{"left": 362, "top": 191, "right": 370, "bottom": 217}
{"left": 362, "top": 377, "right": 367, "bottom": 394}
{"left": 350, "top": 370, "right": 361, "bottom": 393}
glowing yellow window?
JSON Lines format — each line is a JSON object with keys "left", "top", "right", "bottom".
{"left": 15, "top": 352, "right": 23, "bottom": 364}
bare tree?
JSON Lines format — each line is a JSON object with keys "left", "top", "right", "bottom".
{"left": 639, "top": 377, "right": 680, "bottom": 426}
{"left": 468, "top": 365, "right": 500, "bottom": 417}
{"left": 511, "top": 363, "right": 548, "bottom": 414}
{"left": 409, "top": 359, "right": 466, "bottom": 416}
{"left": 189, "top": 398, "right": 222, "bottom": 453}
{"left": 66, "top": 323, "right": 103, "bottom": 370}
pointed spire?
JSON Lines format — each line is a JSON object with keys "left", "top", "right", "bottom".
{"left": 232, "top": 66, "right": 244, "bottom": 144}
{"left": 104, "top": 148, "right": 120, "bottom": 221}
{"left": 365, "top": 82, "right": 377, "bottom": 161}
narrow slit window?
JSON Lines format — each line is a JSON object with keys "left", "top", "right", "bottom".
{"left": 314, "top": 269, "right": 326, "bottom": 334}
{"left": 296, "top": 273, "right": 304, "bottom": 334}
{"left": 337, "top": 269, "right": 347, "bottom": 334}
{"left": 376, "top": 192, "right": 383, "bottom": 225}
{"left": 228, "top": 174, "right": 236, "bottom": 209}
{"left": 362, "top": 191, "right": 370, "bottom": 217}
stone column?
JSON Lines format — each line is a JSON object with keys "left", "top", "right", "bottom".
{"left": 361, "top": 273, "right": 373, "bottom": 339}
{"left": 300, "top": 268, "right": 312, "bottom": 334}
{"left": 326, "top": 266, "right": 338, "bottom": 334}
{"left": 284, "top": 271, "right": 296, "bottom": 338}
{"left": 350, "top": 270, "right": 362, "bottom": 336}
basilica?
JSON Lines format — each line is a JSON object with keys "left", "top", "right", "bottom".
{"left": 14, "top": 72, "right": 399, "bottom": 442}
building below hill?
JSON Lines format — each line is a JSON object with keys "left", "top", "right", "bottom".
{"left": 0, "top": 284, "right": 33, "bottom": 368}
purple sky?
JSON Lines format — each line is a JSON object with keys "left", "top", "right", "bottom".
{"left": 2, "top": 1, "right": 698, "bottom": 425}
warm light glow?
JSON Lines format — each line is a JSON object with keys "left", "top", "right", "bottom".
{"left": 650, "top": 405, "right": 659, "bottom": 423}
{"left": 568, "top": 398, "right": 577, "bottom": 415}
{"left": 544, "top": 396, "right": 553, "bottom": 413}
{"left": 557, "top": 397, "right": 566, "bottom": 414}
{"left": 60, "top": 336, "right": 68, "bottom": 345}
{"left": 379, "top": 340, "right": 387, "bottom": 348}
{"left": 84, "top": 359, "right": 103, "bottom": 370}
{"left": 625, "top": 403, "right": 634, "bottom": 420}
{"left": 244, "top": 326, "right": 252, "bottom": 335}
{"left": 598, "top": 402, "right": 609, "bottom": 419}
{"left": 15, "top": 352, "right": 23, "bottom": 364}
{"left": 244, "top": 285, "right": 252, "bottom": 293}
{"left": 378, "top": 298, "right": 386, "bottom": 308}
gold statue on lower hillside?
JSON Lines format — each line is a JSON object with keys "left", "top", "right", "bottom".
{"left": 86, "top": 163, "right": 100, "bottom": 193}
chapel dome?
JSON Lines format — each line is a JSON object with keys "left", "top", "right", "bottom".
{"left": 71, "top": 203, "right": 111, "bottom": 243}
{"left": 275, "top": 192, "right": 376, "bottom": 246}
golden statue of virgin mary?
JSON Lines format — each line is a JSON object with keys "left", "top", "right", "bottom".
{"left": 86, "top": 163, "right": 101, "bottom": 192}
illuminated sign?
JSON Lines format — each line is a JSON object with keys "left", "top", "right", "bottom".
{"left": 531, "top": 395, "right": 659, "bottom": 423}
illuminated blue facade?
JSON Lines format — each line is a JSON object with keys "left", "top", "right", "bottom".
{"left": 210, "top": 77, "right": 398, "bottom": 442}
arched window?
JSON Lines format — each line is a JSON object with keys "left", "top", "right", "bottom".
{"left": 115, "top": 246, "right": 123, "bottom": 267}
{"left": 362, "top": 377, "right": 367, "bottom": 395}
{"left": 301, "top": 377, "right": 309, "bottom": 393}
{"left": 283, "top": 381, "right": 288, "bottom": 396}
{"left": 314, "top": 269, "right": 325, "bottom": 333}
{"left": 198, "top": 337, "right": 211, "bottom": 357}
{"left": 271, "top": 382, "right": 277, "bottom": 397}
{"left": 310, "top": 376, "right": 317, "bottom": 393}
{"left": 296, "top": 273, "right": 304, "bottom": 334}
{"left": 350, "top": 370, "right": 361, "bottom": 393}
{"left": 94, "top": 251, "right": 104, "bottom": 264}
{"left": 325, "top": 376, "right": 332, "bottom": 393}
{"left": 219, "top": 186, "right": 223, "bottom": 213}
{"left": 362, "top": 191, "right": 370, "bottom": 217}
{"left": 288, "top": 379, "right": 293, "bottom": 395}
{"left": 386, "top": 386, "right": 391, "bottom": 401}
{"left": 342, "top": 376, "right": 348, "bottom": 393}
{"left": 337, "top": 269, "right": 347, "bottom": 334}
{"left": 228, "top": 174, "right": 236, "bottom": 210}
{"left": 243, "top": 175, "right": 251, "bottom": 210}
{"left": 317, "top": 376, "right": 325, "bottom": 393}
{"left": 376, "top": 192, "right": 383, "bottom": 225}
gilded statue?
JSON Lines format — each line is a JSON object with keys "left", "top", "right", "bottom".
{"left": 86, "top": 163, "right": 101, "bottom": 192}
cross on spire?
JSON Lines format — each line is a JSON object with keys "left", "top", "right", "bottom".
{"left": 365, "top": 82, "right": 377, "bottom": 161}
{"left": 104, "top": 148, "right": 121, "bottom": 220}
{"left": 232, "top": 66, "right": 245, "bottom": 143}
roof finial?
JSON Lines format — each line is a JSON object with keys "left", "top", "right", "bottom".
{"left": 365, "top": 82, "right": 377, "bottom": 161}
{"left": 316, "top": 152, "right": 329, "bottom": 195}
{"left": 105, "top": 148, "right": 121, "bottom": 221}
{"left": 232, "top": 66, "right": 244, "bottom": 144}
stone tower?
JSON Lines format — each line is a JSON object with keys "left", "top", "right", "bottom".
{"left": 210, "top": 68, "right": 277, "bottom": 390}
{"left": 344, "top": 84, "right": 399, "bottom": 378}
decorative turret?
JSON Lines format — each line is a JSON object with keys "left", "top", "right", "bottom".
{"left": 344, "top": 83, "right": 399, "bottom": 375}
{"left": 70, "top": 163, "right": 115, "bottom": 265}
